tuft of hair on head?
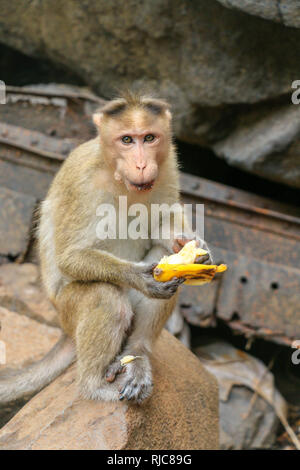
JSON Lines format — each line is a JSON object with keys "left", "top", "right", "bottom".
{"left": 98, "top": 98, "right": 128, "bottom": 117}
{"left": 96, "top": 90, "right": 171, "bottom": 119}
{"left": 93, "top": 91, "right": 172, "bottom": 128}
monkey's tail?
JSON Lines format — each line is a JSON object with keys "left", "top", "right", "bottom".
{"left": 0, "top": 335, "right": 76, "bottom": 405}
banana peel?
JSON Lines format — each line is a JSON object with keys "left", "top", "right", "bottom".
{"left": 153, "top": 240, "right": 227, "bottom": 286}
{"left": 153, "top": 262, "right": 227, "bottom": 285}
{"left": 120, "top": 355, "right": 142, "bottom": 366}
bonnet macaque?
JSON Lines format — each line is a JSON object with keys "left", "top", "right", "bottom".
{"left": 0, "top": 92, "right": 211, "bottom": 405}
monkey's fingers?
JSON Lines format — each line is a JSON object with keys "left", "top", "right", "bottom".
{"left": 172, "top": 241, "right": 182, "bottom": 253}
{"left": 195, "top": 253, "right": 210, "bottom": 264}
{"left": 143, "top": 263, "right": 158, "bottom": 275}
{"left": 173, "top": 236, "right": 194, "bottom": 253}
{"left": 161, "top": 277, "right": 185, "bottom": 296}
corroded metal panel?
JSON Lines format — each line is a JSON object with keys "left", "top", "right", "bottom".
{"left": 0, "top": 186, "right": 36, "bottom": 260}
{"left": 180, "top": 173, "right": 300, "bottom": 345}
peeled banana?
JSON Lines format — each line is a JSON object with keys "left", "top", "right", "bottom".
{"left": 158, "top": 240, "right": 208, "bottom": 265}
{"left": 153, "top": 240, "right": 227, "bottom": 286}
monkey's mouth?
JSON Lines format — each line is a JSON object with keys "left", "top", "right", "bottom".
{"left": 128, "top": 180, "right": 155, "bottom": 192}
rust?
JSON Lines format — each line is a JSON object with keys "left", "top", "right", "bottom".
{"left": 0, "top": 186, "right": 36, "bottom": 262}
{"left": 213, "top": 248, "right": 300, "bottom": 345}
{"left": 226, "top": 321, "right": 292, "bottom": 347}
{"left": 180, "top": 173, "right": 300, "bottom": 218}
{"left": 180, "top": 173, "right": 300, "bottom": 345}
{"left": 181, "top": 174, "right": 300, "bottom": 242}
{"left": 0, "top": 123, "right": 74, "bottom": 162}
{"left": 0, "top": 123, "right": 76, "bottom": 199}
{"left": 0, "top": 135, "right": 66, "bottom": 162}
{"left": 6, "top": 85, "right": 106, "bottom": 105}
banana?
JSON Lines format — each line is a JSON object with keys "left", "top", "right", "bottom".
{"left": 153, "top": 240, "right": 227, "bottom": 285}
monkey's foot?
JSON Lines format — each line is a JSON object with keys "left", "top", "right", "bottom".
{"left": 118, "top": 356, "right": 153, "bottom": 404}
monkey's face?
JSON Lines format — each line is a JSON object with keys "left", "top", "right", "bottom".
{"left": 97, "top": 108, "right": 171, "bottom": 193}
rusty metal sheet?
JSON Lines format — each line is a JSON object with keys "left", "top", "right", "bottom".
{"left": 205, "top": 215, "right": 300, "bottom": 268}
{"left": 213, "top": 248, "right": 300, "bottom": 346}
{"left": 1, "top": 84, "right": 103, "bottom": 142}
{"left": 0, "top": 160, "right": 54, "bottom": 201}
{"left": 6, "top": 84, "right": 105, "bottom": 105}
{"left": 0, "top": 186, "right": 36, "bottom": 261}
{"left": 0, "top": 123, "right": 77, "bottom": 199}
{"left": 180, "top": 172, "right": 300, "bottom": 219}
{"left": 180, "top": 173, "right": 300, "bottom": 344}
{"left": 181, "top": 173, "right": 300, "bottom": 266}
{"left": 0, "top": 85, "right": 102, "bottom": 200}
{"left": 0, "top": 122, "right": 75, "bottom": 161}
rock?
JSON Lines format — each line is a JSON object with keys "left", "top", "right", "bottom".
{"left": 216, "top": 1, "right": 300, "bottom": 28}
{"left": 0, "top": 306, "right": 61, "bottom": 427}
{"left": 0, "top": 330, "right": 219, "bottom": 450}
{"left": 1, "top": 1, "right": 299, "bottom": 186}
{"left": 0, "top": 263, "right": 58, "bottom": 326}
{"left": 0, "top": 1, "right": 300, "bottom": 132}
{"left": 219, "top": 386, "right": 280, "bottom": 450}
{"left": 195, "top": 340, "right": 287, "bottom": 449}
{"left": 213, "top": 104, "right": 300, "bottom": 188}
{"left": 0, "top": 306, "right": 60, "bottom": 369}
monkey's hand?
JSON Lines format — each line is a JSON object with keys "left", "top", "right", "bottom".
{"left": 173, "top": 235, "right": 213, "bottom": 264}
{"left": 138, "top": 264, "right": 185, "bottom": 299}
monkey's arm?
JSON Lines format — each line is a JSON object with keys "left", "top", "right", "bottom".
{"left": 58, "top": 247, "right": 140, "bottom": 285}
{"left": 56, "top": 247, "right": 183, "bottom": 299}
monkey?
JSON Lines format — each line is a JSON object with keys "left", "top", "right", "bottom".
{"left": 0, "top": 92, "right": 211, "bottom": 405}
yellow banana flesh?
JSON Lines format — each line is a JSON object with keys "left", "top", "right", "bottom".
{"left": 159, "top": 240, "right": 208, "bottom": 265}
{"left": 153, "top": 240, "right": 227, "bottom": 285}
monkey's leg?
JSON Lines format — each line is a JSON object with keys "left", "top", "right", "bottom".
{"left": 56, "top": 281, "right": 133, "bottom": 401}
{"left": 119, "top": 291, "right": 177, "bottom": 403}
{"left": 106, "top": 245, "right": 178, "bottom": 403}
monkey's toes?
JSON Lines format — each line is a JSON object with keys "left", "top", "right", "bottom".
{"left": 119, "top": 379, "right": 153, "bottom": 404}
{"left": 118, "top": 365, "right": 153, "bottom": 403}
{"left": 105, "top": 361, "right": 124, "bottom": 383}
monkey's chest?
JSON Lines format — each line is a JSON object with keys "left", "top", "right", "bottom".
{"left": 93, "top": 206, "right": 152, "bottom": 262}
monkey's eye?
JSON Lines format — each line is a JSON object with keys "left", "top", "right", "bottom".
{"left": 122, "top": 136, "right": 133, "bottom": 144}
{"left": 144, "top": 134, "right": 155, "bottom": 142}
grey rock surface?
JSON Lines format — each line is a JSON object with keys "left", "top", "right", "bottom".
{"left": 1, "top": 0, "right": 300, "bottom": 186}
{"left": 213, "top": 104, "right": 300, "bottom": 188}
{"left": 195, "top": 340, "right": 287, "bottom": 450}
{"left": 216, "top": 1, "right": 300, "bottom": 28}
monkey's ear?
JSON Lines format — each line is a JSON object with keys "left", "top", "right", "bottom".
{"left": 165, "top": 109, "right": 172, "bottom": 121}
{"left": 93, "top": 112, "right": 103, "bottom": 129}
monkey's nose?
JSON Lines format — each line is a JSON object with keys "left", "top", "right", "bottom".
{"left": 136, "top": 162, "right": 146, "bottom": 171}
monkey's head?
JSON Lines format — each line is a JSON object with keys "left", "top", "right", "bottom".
{"left": 93, "top": 93, "right": 172, "bottom": 193}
